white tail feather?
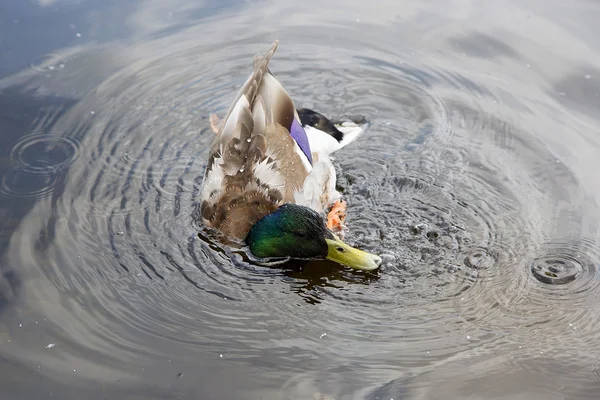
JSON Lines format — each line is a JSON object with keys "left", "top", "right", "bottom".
{"left": 305, "top": 121, "right": 368, "bottom": 159}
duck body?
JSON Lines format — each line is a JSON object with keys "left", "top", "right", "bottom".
{"left": 199, "top": 40, "right": 381, "bottom": 270}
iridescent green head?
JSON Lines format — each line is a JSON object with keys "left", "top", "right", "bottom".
{"left": 245, "top": 203, "right": 382, "bottom": 271}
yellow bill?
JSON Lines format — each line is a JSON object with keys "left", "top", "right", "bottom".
{"left": 325, "top": 235, "right": 382, "bottom": 271}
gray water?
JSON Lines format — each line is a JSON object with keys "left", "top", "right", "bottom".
{"left": 2, "top": 0, "right": 600, "bottom": 399}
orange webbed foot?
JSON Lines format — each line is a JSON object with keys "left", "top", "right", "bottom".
{"left": 326, "top": 200, "right": 347, "bottom": 234}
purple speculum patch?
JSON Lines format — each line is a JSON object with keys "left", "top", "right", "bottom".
{"left": 289, "top": 118, "right": 312, "bottom": 164}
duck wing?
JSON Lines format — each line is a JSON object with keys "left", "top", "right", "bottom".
{"left": 200, "top": 40, "right": 311, "bottom": 239}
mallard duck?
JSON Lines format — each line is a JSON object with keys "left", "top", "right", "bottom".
{"left": 199, "top": 40, "right": 381, "bottom": 271}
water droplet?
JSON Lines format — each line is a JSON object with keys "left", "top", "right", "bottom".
{"left": 48, "top": 65, "right": 55, "bottom": 71}
{"left": 19, "top": 324, "right": 22, "bottom": 327}
{"left": 219, "top": 354, "right": 223, "bottom": 358}
{"left": 46, "top": 343, "right": 55, "bottom": 349}
{"left": 115, "top": 231, "right": 124, "bottom": 236}
{"left": 90, "top": 111, "right": 95, "bottom": 115}
{"left": 76, "top": 33, "right": 81, "bottom": 38}
{"left": 319, "top": 332, "right": 327, "bottom": 339}
{"left": 466, "top": 335, "right": 471, "bottom": 340}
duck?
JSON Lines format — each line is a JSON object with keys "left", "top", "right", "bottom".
{"left": 199, "top": 40, "right": 382, "bottom": 271}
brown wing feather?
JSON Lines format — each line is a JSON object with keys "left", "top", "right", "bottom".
{"left": 204, "top": 40, "right": 279, "bottom": 175}
{"left": 200, "top": 41, "right": 310, "bottom": 240}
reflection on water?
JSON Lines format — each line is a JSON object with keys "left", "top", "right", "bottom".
{"left": 2, "top": 0, "right": 600, "bottom": 398}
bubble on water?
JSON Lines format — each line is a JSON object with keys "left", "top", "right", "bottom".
{"left": 531, "top": 255, "right": 583, "bottom": 284}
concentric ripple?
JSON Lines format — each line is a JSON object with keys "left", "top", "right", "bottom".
{"left": 0, "top": 169, "right": 58, "bottom": 199}
{"left": 0, "top": 131, "right": 79, "bottom": 200}
{"left": 532, "top": 254, "right": 584, "bottom": 285}
{"left": 529, "top": 239, "right": 600, "bottom": 301}
{"left": 9, "top": 131, "right": 79, "bottom": 173}
{"left": 456, "top": 235, "right": 600, "bottom": 358}
{"left": 3, "top": 4, "right": 600, "bottom": 398}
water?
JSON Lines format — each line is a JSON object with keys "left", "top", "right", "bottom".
{"left": 2, "top": 0, "right": 600, "bottom": 399}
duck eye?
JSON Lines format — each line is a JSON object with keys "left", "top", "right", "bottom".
{"left": 293, "top": 230, "right": 307, "bottom": 238}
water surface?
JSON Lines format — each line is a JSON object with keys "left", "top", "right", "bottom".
{"left": 2, "top": 0, "right": 600, "bottom": 399}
